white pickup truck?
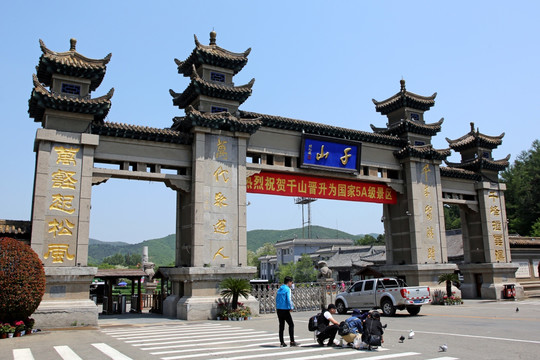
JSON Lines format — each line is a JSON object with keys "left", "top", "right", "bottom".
{"left": 335, "top": 278, "right": 431, "bottom": 316}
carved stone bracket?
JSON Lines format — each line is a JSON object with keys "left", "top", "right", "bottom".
{"left": 92, "top": 175, "right": 111, "bottom": 186}
{"left": 246, "top": 169, "right": 261, "bottom": 178}
{"left": 164, "top": 178, "right": 191, "bottom": 192}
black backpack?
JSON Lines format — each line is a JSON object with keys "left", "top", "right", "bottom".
{"left": 308, "top": 313, "right": 326, "bottom": 332}
{"left": 308, "top": 313, "right": 320, "bottom": 331}
{"left": 338, "top": 320, "right": 351, "bottom": 336}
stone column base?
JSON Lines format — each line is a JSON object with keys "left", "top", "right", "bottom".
{"left": 33, "top": 266, "right": 98, "bottom": 329}
{"left": 159, "top": 266, "right": 259, "bottom": 320}
{"left": 33, "top": 299, "right": 98, "bottom": 329}
{"left": 458, "top": 263, "right": 521, "bottom": 300}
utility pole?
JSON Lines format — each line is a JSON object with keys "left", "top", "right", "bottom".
{"left": 294, "top": 197, "right": 317, "bottom": 238}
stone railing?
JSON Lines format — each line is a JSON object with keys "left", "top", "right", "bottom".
{"left": 251, "top": 282, "right": 346, "bottom": 314}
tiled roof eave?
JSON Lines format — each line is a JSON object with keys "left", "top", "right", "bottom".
{"left": 374, "top": 118, "right": 443, "bottom": 136}
{"left": 373, "top": 91, "right": 436, "bottom": 115}
{"left": 439, "top": 167, "right": 482, "bottom": 181}
{"left": 176, "top": 49, "right": 248, "bottom": 76}
{"left": 238, "top": 110, "right": 405, "bottom": 147}
{"left": 171, "top": 79, "right": 252, "bottom": 109}
{"left": 444, "top": 156, "right": 510, "bottom": 172}
{"left": 176, "top": 107, "right": 262, "bottom": 134}
{"left": 37, "top": 57, "right": 107, "bottom": 91}
{"left": 91, "top": 122, "right": 192, "bottom": 145}
{"left": 29, "top": 90, "right": 111, "bottom": 122}
{"left": 394, "top": 145, "right": 451, "bottom": 160}
{"left": 447, "top": 136, "right": 504, "bottom": 151}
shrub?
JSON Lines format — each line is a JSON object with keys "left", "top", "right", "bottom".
{"left": 0, "top": 237, "right": 46, "bottom": 322}
{"left": 220, "top": 278, "right": 251, "bottom": 310}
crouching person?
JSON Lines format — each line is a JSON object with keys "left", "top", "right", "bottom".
{"left": 341, "top": 309, "right": 364, "bottom": 346}
{"left": 316, "top": 304, "right": 340, "bottom": 347}
{"left": 361, "top": 311, "right": 384, "bottom": 350}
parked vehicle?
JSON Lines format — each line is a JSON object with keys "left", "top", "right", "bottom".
{"left": 335, "top": 278, "right": 431, "bottom": 316}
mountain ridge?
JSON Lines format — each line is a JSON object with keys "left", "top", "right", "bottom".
{"left": 89, "top": 226, "right": 379, "bottom": 266}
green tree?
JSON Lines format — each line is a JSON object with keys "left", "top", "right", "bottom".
{"left": 275, "top": 254, "right": 317, "bottom": 283}
{"left": 249, "top": 242, "right": 277, "bottom": 272}
{"left": 102, "top": 253, "right": 125, "bottom": 266}
{"left": 501, "top": 140, "right": 540, "bottom": 236}
{"left": 438, "top": 273, "right": 459, "bottom": 298}
{"left": 354, "top": 234, "right": 377, "bottom": 245}
{"left": 275, "top": 262, "right": 295, "bottom": 284}
{"left": 219, "top": 278, "right": 251, "bottom": 310}
{"left": 294, "top": 253, "right": 318, "bottom": 283}
{"left": 531, "top": 218, "right": 540, "bottom": 237}
{"left": 444, "top": 204, "right": 461, "bottom": 230}
{"left": 124, "top": 253, "right": 142, "bottom": 266}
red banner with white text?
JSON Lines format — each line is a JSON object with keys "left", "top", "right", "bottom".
{"left": 246, "top": 171, "right": 397, "bottom": 204}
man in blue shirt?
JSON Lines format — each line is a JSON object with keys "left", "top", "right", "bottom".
{"left": 276, "top": 276, "right": 298, "bottom": 347}
{"left": 341, "top": 309, "right": 364, "bottom": 345}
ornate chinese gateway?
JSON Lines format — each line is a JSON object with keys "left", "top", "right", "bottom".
{"left": 27, "top": 32, "right": 518, "bottom": 327}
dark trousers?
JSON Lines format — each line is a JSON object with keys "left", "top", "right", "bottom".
{"left": 317, "top": 324, "right": 339, "bottom": 345}
{"left": 277, "top": 309, "right": 295, "bottom": 344}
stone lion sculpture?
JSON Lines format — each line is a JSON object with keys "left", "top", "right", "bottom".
{"left": 317, "top": 260, "right": 332, "bottom": 280}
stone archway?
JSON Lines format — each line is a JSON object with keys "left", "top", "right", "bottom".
{"left": 27, "top": 34, "right": 518, "bottom": 327}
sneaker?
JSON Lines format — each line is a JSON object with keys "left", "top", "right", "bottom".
{"left": 290, "top": 341, "right": 299, "bottom": 347}
{"left": 280, "top": 343, "right": 287, "bottom": 348}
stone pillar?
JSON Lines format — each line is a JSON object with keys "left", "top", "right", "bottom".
{"left": 459, "top": 182, "right": 521, "bottom": 299}
{"left": 30, "top": 129, "right": 99, "bottom": 328}
{"left": 163, "top": 128, "right": 258, "bottom": 320}
{"left": 381, "top": 159, "right": 453, "bottom": 286}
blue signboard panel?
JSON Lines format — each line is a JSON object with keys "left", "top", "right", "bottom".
{"left": 301, "top": 135, "right": 361, "bottom": 172}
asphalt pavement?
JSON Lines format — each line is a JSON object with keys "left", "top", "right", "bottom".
{"left": 5, "top": 298, "right": 540, "bottom": 360}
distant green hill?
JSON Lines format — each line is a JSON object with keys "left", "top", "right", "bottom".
{"left": 88, "top": 235, "right": 176, "bottom": 266}
{"left": 246, "top": 225, "right": 371, "bottom": 252}
{"left": 88, "top": 227, "right": 379, "bottom": 266}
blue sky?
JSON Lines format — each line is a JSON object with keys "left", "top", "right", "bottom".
{"left": 1, "top": 1, "right": 539, "bottom": 244}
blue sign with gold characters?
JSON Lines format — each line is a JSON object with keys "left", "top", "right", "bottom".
{"left": 300, "top": 135, "right": 361, "bottom": 173}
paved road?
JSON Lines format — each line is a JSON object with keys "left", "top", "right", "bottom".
{"left": 5, "top": 299, "right": 540, "bottom": 360}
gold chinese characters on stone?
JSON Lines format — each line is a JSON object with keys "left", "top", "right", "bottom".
{"left": 44, "top": 243, "right": 75, "bottom": 263}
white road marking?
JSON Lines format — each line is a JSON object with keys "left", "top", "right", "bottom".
{"left": 292, "top": 351, "right": 420, "bottom": 360}
{"left": 92, "top": 343, "right": 133, "bottom": 360}
{"left": 54, "top": 346, "right": 83, "bottom": 360}
{"left": 122, "top": 328, "right": 256, "bottom": 342}
{"left": 12, "top": 349, "right": 34, "bottom": 360}
{"left": 150, "top": 336, "right": 314, "bottom": 355}
{"left": 210, "top": 346, "right": 333, "bottom": 360}
{"left": 389, "top": 328, "right": 540, "bottom": 344}
{"left": 423, "top": 357, "right": 458, "bottom": 360}
{"left": 160, "top": 339, "right": 321, "bottom": 360}
{"left": 104, "top": 324, "right": 226, "bottom": 336}
{"left": 139, "top": 332, "right": 275, "bottom": 350}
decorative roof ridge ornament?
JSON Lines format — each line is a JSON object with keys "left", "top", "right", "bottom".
{"left": 192, "top": 33, "right": 251, "bottom": 58}
{"left": 39, "top": 39, "right": 112, "bottom": 65}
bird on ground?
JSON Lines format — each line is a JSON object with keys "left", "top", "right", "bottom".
{"left": 399, "top": 335, "right": 405, "bottom": 343}
{"left": 408, "top": 329, "right": 415, "bottom": 339}
{"left": 516, "top": 307, "right": 519, "bottom": 312}
{"left": 439, "top": 344, "right": 448, "bottom": 352}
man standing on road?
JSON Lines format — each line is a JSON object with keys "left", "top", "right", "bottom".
{"left": 276, "top": 276, "right": 298, "bottom": 347}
